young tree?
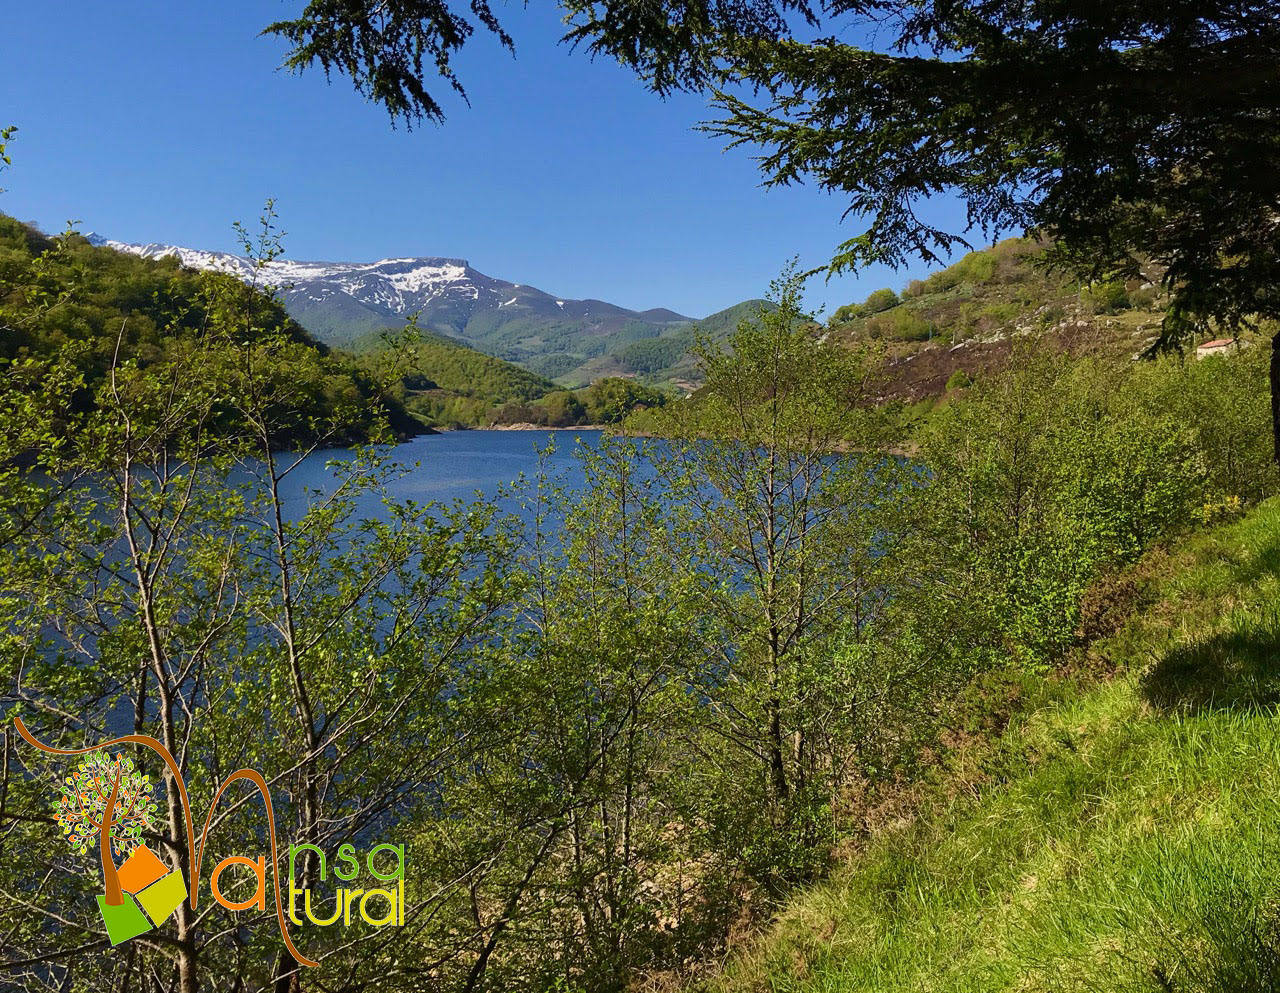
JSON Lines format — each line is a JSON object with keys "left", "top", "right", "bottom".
{"left": 643, "top": 270, "right": 954, "bottom": 892}
{"left": 405, "top": 438, "right": 705, "bottom": 993}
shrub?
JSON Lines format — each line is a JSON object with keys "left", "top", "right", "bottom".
{"left": 1079, "top": 279, "right": 1130, "bottom": 314}
{"left": 829, "top": 302, "right": 860, "bottom": 325}
{"left": 954, "top": 250, "right": 997, "bottom": 284}
{"left": 920, "top": 347, "right": 1211, "bottom": 664}
{"left": 584, "top": 377, "right": 666, "bottom": 423}
{"left": 540, "top": 390, "right": 586, "bottom": 427}
{"left": 889, "top": 308, "right": 932, "bottom": 341}
{"left": 861, "top": 287, "right": 900, "bottom": 315}
{"left": 1128, "top": 284, "right": 1159, "bottom": 309}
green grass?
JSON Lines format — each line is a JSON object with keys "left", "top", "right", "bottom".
{"left": 704, "top": 498, "right": 1280, "bottom": 993}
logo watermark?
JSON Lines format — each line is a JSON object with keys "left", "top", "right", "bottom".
{"left": 17, "top": 717, "right": 406, "bottom": 966}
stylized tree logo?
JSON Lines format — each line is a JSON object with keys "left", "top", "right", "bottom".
{"left": 53, "top": 748, "right": 186, "bottom": 945}
{"left": 57, "top": 750, "right": 156, "bottom": 903}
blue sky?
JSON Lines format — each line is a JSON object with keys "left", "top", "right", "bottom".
{"left": 3, "top": 1, "right": 970, "bottom": 318}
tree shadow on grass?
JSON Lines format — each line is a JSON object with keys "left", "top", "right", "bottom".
{"left": 1141, "top": 607, "right": 1280, "bottom": 713}
{"left": 1138, "top": 892, "right": 1280, "bottom": 993}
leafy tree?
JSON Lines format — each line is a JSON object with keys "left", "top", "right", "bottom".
{"left": 645, "top": 272, "right": 954, "bottom": 892}
{"left": 859, "top": 287, "right": 899, "bottom": 316}
{"left": 583, "top": 377, "right": 665, "bottom": 424}
{"left": 413, "top": 438, "right": 706, "bottom": 992}
{"left": 58, "top": 752, "right": 156, "bottom": 907}
{"left": 542, "top": 389, "right": 586, "bottom": 426}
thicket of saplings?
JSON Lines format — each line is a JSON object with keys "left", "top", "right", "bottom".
{"left": 1, "top": 277, "right": 1273, "bottom": 993}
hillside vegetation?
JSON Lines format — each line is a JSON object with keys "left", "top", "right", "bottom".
{"left": 0, "top": 217, "right": 661, "bottom": 435}
{"left": 5, "top": 260, "right": 1278, "bottom": 993}
{"left": 555, "top": 236, "right": 1178, "bottom": 398}
{"left": 555, "top": 238, "right": 1178, "bottom": 398}
{"left": 353, "top": 328, "right": 559, "bottom": 427}
{"left": 0, "top": 215, "right": 415, "bottom": 444}
{"left": 702, "top": 496, "right": 1280, "bottom": 993}
{"left": 827, "top": 237, "right": 1181, "bottom": 402}
{"left": 352, "top": 328, "right": 671, "bottom": 429}
{"left": 552, "top": 299, "right": 776, "bottom": 390}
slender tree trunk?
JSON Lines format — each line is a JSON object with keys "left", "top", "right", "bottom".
{"left": 1270, "top": 327, "right": 1280, "bottom": 467}
{"left": 120, "top": 458, "right": 200, "bottom": 993}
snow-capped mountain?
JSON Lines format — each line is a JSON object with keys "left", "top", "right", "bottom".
{"left": 91, "top": 236, "right": 693, "bottom": 366}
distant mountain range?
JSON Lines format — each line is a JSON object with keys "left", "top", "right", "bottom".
{"left": 88, "top": 235, "right": 726, "bottom": 384}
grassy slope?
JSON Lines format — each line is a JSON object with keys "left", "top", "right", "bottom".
{"left": 707, "top": 499, "right": 1280, "bottom": 993}
{"left": 829, "top": 238, "right": 1178, "bottom": 404}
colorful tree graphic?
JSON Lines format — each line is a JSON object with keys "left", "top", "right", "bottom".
{"left": 56, "top": 750, "right": 156, "bottom": 906}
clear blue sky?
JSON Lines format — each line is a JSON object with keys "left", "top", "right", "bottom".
{"left": 2, "top": 1, "right": 970, "bottom": 318}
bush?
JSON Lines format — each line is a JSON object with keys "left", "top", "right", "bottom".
{"left": 861, "top": 287, "right": 900, "bottom": 315}
{"left": 889, "top": 308, "right": 932, "bottom": 341}
{"left": 1127, "top": 343, "right": 1278, "bottom": 503}
{"left": 945, "top": 369, "right": 972, "bottom": 391}
{"left": 920, "top": 346, "right": 1212, "bottom": 663}
{"left": 923, "top": 249, "right": 997, "bottom": 293}
{"left": 829, "top": 288, "right": 900, "bottom": 326}
{"left": 829, "top": 302, "right": 860, "bottom": 325}
{"left": 1128, "top": 284, "right": 1159, "bottom": 309}
{"left": 954, "top": 250, "right": 997, "bottom": 284}
{"left": 540, "top": 390, "right": 586, "bottom": 427}
{"left": 583, "top": 377, "right": 666, "bottom": 424}
{"left": 1079, "top": 279, "right": 1130, "bottom": 314}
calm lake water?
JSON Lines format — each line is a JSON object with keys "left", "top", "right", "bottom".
{"left": 281, "top": 429, "right": 606, "bottom": 518}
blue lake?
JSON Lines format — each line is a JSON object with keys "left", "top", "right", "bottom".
{"left": 280, "top": 428, "right": 607, "bottom": 517}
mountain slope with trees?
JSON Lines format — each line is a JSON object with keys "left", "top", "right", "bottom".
{"left": 4, "top": 256, "right": 1276, "bottom": 993}
{"left": 0, "top": 215, "right": 417, "bottom": 444}
{"left": 102, "top": 236, "right": 694, "bottom": 361}
{"left": 252, "top": 0, "right": 1280, "bottom": 461}
{"left": 554, "top": 299, "right": 776, "bottom": 389}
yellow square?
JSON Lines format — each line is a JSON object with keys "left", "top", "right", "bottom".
{"left": 136, "top": 870, "right": 187, "bottom": 925}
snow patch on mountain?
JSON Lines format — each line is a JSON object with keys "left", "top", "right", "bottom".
{"left": 93, "top": 234, "right": 695, "bottom": 351}
{"left": 103, "top": 239, "right": 484, "bottom": 316}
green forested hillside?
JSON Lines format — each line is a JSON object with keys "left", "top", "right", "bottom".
{"left": 0, "top": 215, "right": 596, "bottom": 436}
{"left": 351, "top": 328, "right": 671, "bottom": 429}
{"left": 0, "top": 215, "right": 415, "bottom": 443}
{"left": 5, "top": 257, "right": 1277, "bottom": 993}
{"left": 556, "top": 299, "right": 777, "bottom": 389}
{"left": 353, "top": 329, "right": 559, "bottom": 428}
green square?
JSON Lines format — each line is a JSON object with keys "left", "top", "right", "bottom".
{"left": 136, "top": 870, "right": 187, "bottom": 925}
{"left": 97, "top": 893, "right": 152, "bottom": 945}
